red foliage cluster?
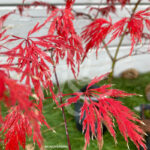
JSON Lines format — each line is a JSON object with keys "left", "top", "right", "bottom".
{"left": 128, "top": 9, "right": 150, "bottom": 54}
{"left": 82, "top": 8, "right": 150, "bottom": 57}
{"left": 0, "top": 2, "right": 83, "bottom": 148}
{"left": 0, "top": 69, "right": 50, "bottom": 149}
{"left": 47, "top": 8, "right": 83, "bottom": 77}
{"left": 82, "top": 18, "right": 112, "bottom": 60}
{"left": 0, "top": 0, "right": 149, "bottom": 150}
{"left": 0, "top": 70, "right": 32, "bottom": 109}
{"left": 61, "top": 74, "right": 146, "bottom": 150}
{"left": 3, "top": 106, "right": 50, "bottom": 150}
{"left": 0, "top": 34, "right": 61, "bottom": 109}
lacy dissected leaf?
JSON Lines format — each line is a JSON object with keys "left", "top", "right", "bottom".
{"left": 82, "top": 18, "right": 112, "bottom": 61}
{"left": 61, "top": 73, "right": 146, "bottom": 150}
{"left": 5, "top": 37, "right": 52, "bottom": 87}
{"left": 88, "top": 0, "right": 129, "bottom": 19}
{"left": 107, "top": 17, "right": 128, "bottom": 45}
{"left": 0, "top": 70, "right": 32, "bottom": 111}
{"left": 127, "top": 17, "right": 143, "bottom": 55}
{"left": 0, "top": 12, "right": 13, "bottom": 42}
{"left": 127, "top": 9, "right": 150, "bottom": 55}
{"left": 94, "top": 98, "right": 146, "bottom": 150}
{"left": 16, "top": 4, "right": 83, "bottom": 78}
{"left": 87, "top": 73, "right": 109, "bottom": 90}
{"left": 47, "top": 8, "right": 84, "bottom": 78}
{"left": 82, "top": 8, "right": 150, "bottom": 58}
{"left": 3, "top": 106, "right": 50, "bottom": 150}
{"left": 0, "top": 31, "right": 65, "bottom": 106}
{"left": 0, "top": 71, "right": 50, "bottom": 150}
{"left": 3, "top": 107, "right": 31, "bottom": 150}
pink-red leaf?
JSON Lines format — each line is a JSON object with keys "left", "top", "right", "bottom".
{"left": 82, "top": 18, "right": 112, "bottom": 61}
{"left": 61, "top": 73, "right": 146, "bottom": 150}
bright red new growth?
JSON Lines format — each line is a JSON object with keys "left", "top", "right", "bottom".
{"left": 61, "top": 74, "right": 146, "bottom": 150}
{"left": 82, "top": 9, "right": 150, "bottom": 56}
{"left": 82, "top": 18, "right": 112, "bottom": 61}
{"left": 0, "top": 69, "right": 50, "bottom": 149}
{"left": 47, "top": 7, "right": 84, "bottom": 77}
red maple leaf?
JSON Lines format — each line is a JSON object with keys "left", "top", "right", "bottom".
{"left": 47, "top": 8, "right": 84, "bottom": 78}
{"left": 82, "top": 8, "right": 150, "bottom": 58}
{"left": 0, "top": 69, "right": 50, "bottom": 150}
{"left": 3, "top": 106, "right": 32, "bottom": 150}
{"left": 60, "top": 73, "right": 146, "bottom": 150}
{"left": 128, "top": 9, "right": 150, "bottom": 55}
{"left": 109, "top": 9, "right": 150, "bottom": 55}
{"left": 0, "top": 71, "right": 6, "bottom": 100}
{"left": 82, "top": 18, "right": 112, "bottom": 61}
{"left": 107, "top": 17, "right": 128, "bottom": 45}
{"left": 0, "top": 33, "right": 62, "bottom": 108}
{"left": 3, "top": 106, "right": 50, "bottom": 150}
{"left": 0, "top": 70, "right": 31, "bottom": 108}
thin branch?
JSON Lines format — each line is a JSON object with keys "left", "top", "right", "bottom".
{"left": 53, "top": 66, "right": 72, "bottom": 150}
{"left": 102, "top": 41, "right": 113, "bottom": 61}
{"left": 117, "top": 51, "right": 150, "bottom": 61}
{"left": 72, "top": 9, "right": 94, "bottom": 20}
{"left": 51, "top": 50, "right": 71, "bottom": 150}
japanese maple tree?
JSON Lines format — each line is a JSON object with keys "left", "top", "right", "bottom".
{"left": 0, "top": 0, "right": 149, "bottom": 150}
